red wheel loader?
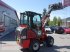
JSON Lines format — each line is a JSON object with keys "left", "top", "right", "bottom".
{"left": 16, "top": 2, "right": 64, "bottom": 52}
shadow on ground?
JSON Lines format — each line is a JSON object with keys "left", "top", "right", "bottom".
{"left": 21, "top": 45, "right": 70, "bottom": 52}
{"left": 0, "top": 41, "right": 6, "bottom": 44}
{"left": 0, "top": 31, "right": 16, "bottom": 41}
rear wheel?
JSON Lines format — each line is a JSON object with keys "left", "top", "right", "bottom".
{"left": 46, "top": 36, "right": 54, "bottom": 47}
{"left": 29, "top": 40, "right": 40, "bottom": 52}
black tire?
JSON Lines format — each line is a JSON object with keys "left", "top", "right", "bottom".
{"left": 20, "top": 48, "right": 29, "bottom": 52}
{"left": 46, "top": 36, "right": 54, "bottom": 47}
{"left": 29, "top": 40, "right": 40, "bottom": 52}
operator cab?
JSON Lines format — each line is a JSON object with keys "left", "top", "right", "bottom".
{"left": 20, "top": 11, "right": 42, "bottom": 30}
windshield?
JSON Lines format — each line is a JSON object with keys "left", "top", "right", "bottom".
{"left": 33, "top": 15, "right": 41, "bottom": 26}
{"left": 20, "top": 13, "right": 41, "bottom": 27}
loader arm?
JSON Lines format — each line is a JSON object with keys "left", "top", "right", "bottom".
{"left": 42, "top": 8, "right": 52, "bottom": 27}
{"left": 42, "top": 2, "right": 65, "bottom": 27}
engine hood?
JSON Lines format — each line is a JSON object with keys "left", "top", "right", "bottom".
{"left": 16, "top": 24, "right": 28, "bottom": 32}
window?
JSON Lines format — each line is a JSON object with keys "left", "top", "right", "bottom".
{"left": 33, "top": 15, "right": 41, "bottom": 26}
{"left": 20, "top": 15, "right": 28, "bottom": 25}
{"left": 4, "top": 15, "right": 10, "bottom": 27}
{"left": 10, "top": 18, "right": 17, "bottom": 27}
{"left": 0, "top": 11, "right": 4, "bottom": 23}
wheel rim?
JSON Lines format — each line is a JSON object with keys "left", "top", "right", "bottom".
{"left": 50, "top": 39, "right": 54, "bottom": 45}
{"left": 33, "top": 43, "right": 39, "bottom": 50}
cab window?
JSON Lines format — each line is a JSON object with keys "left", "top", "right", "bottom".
{"left": 33, "top": 15, "right": 41, "bottom": 26}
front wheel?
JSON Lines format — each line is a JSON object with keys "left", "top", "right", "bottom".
{"left": 46, "top": 36, "right": 54, "bottom": 47}
{"left": 29, "top": 40, "right": 40, "bottom": 52}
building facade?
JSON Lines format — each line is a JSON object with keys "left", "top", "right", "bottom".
{"left": 61, "top": 17, "right": 70, "bottom": 27}
{"left": 0, "top": 0, "right": 19, "bottom": 37}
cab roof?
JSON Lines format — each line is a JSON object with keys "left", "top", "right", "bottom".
{"left": 20, "top": 11, "right": 41, "bottom": 16}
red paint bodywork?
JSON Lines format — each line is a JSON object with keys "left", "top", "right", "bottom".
{"left": 17, "top": 24, "right": 47, "bottom": 49}
{"left": 27, "top": 29, "right": 37, "bottom": 39}
{"left": 64, "top": 28, "right": 70, "bottom": 34}
{"left": 16, "top": 11, "right": 48, "bottom": 48}
{"left": 22, "top": 39, "right": 30, "bottom": 48}
{"left": 20, "top": 24, "right": 28, "bottom": 28}
{"left": 41, "top": 27, "right": 47, "bottom": 40}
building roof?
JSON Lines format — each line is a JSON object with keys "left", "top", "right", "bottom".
{"left": 0, "top": 0, "right": 19, "bottom": 20}
{"left": 66, "top": 17, "right": 70, "bottom": 20}
{"left": 0, "top": 0, "right": 15, "bottom": 11}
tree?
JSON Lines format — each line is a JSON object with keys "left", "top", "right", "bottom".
{"left": 48, "top": 16, "right": 62, "bottom": 26}
{"left": 53, "top": 16, "right": 58, "bottom": 26}
{"left": 42, "top": 8, "right": 47, "bottom": 17}
{"left": 46, "top": 18, "right": 50, "bottom": 26}
{"left": 57, "top": 17, "right": 62, "bottom": 26}
{"left": 49, "top": 21, "right": 54, "bottom": 26}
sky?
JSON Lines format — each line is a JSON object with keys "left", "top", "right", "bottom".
{"left": 1, "top": 0, "right": 70, "bottom": 20}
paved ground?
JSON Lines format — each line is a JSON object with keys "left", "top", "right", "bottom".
{"left": 0, "top": 31, "right": 22, "bottom": 52}
{"left": 39, "top": 34, "right": 70, "bottom": 52}
{"left": 0, "top": 32, "right": 70, "bottom": 52}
